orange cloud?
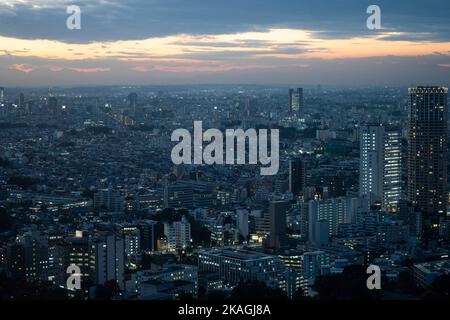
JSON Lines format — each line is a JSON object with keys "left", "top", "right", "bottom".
{"left": 1, "top": 29, "right": 449, "bottom": 63}
{"left": 9, "top": 63, "right": 35, "bottom": 73}
{"left": 1, "top": 29, "right": 449, "bottom": 80}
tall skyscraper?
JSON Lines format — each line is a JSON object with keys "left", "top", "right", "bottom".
{"left": 289, "top": 88, "right": 303, "bottom": 115}
{"left": 19, "top": 92, "right": 25, "bottom": 111}
{"left": 0, "top": 87, "right": 5, "bottom": 116}
{"left": 289, "top": 158, "right": 306, "bottom": 197}
{"left": 0, "top": 87, "right": 4, "bottom": 104}
{"left": 268, "top": 200, "right": 289, "bottom": 249}
{"left": 48, "top": 96, "right": 58, "bottom": 114}
{"left": 359, "top": 124, "right": 402, "bottom": 211}
{"left": 408, "top": 86, "right": 448, "bottom": 240}
{"left": 128, "top": 92, "right": 138, "bottom": 117}
{"left": 244, "top": 97, "right": 256, "bottom": 118}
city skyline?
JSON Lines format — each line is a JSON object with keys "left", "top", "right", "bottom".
{"left": 1, "top": 0, "right": 450, "bottom": 304}
{"left": 1, "top": 83, "right": 449, "bottom": 301}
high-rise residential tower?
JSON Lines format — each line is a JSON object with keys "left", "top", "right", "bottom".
{"left": 48, "top": 96, "right": 58, "bottom": 114}
{"left": 19, "top": 92, "right": 25, "bottom": 110}
{"left": 289, "top": 88, "right": 303, "bottom": 115}
{"left": 408, "top": 86, "right": 448, "bottom": 240}
{"left": 0, "top": 87, "right": 5, "bottom": 116}
{"left": 128, "top": 92, "right": 138, "bottom": 117}
{"left": 0, "top": 87, "right": 4, "bottom": 104}
{"left": 359, "top": 124, "right": 402, "bottom": 211}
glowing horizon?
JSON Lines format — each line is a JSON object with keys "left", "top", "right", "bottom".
{"left": 1, "top": 0, "right": 449, "bottom": 85}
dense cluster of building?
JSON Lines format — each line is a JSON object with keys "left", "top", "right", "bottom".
{"left": 0, "top": 85, "right": 448, "bottom": 299}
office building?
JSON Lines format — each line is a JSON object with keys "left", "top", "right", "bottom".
{"left": 236, "top": 209, "right": 249, "bottom": 238}
{"left": 289, "top": 158, "right": 306, "bottom": 197}
{"left": 64, "top": 232, "right": 125, "bottom": 290}
{"left": 6, "top": 230, "right": 49, "bottom": 281}
{"left": 268, "top": 200, "right": 289, "bottom": 249}
{"left": 93, "top": 188, "right": 124, "bottom": 213}
{"left": 164, "top": 216, "right": 191, "bottom": 252}
{"left": 139, "top": 220, "right": 157, "bottom": 252}
{"left": 136, "top": 264, "right": 198, "bottom": 298}
{"left": 198, "top": 249, "right": 284, "bottom": 286}
{"left": 308, "top": 197, "right": 360, "bottom": 244}
{"left": 360, "top": 124, "right": 402, "bottom": 211}
{"left": 278, "top": 251, "right": 307, "bottom": 298}
{"left": 117, "top": 224, "right": 141, "bottom": 268}
{"left": 302, "top": 251, "right": 330, "bottom": 284}
{"left": 164, "top": 181, "right": 194, "bottom": 209}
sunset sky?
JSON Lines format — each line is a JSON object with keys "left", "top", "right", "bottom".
{"left": 0, "top": 0, "right": 449, "bottom": 86}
